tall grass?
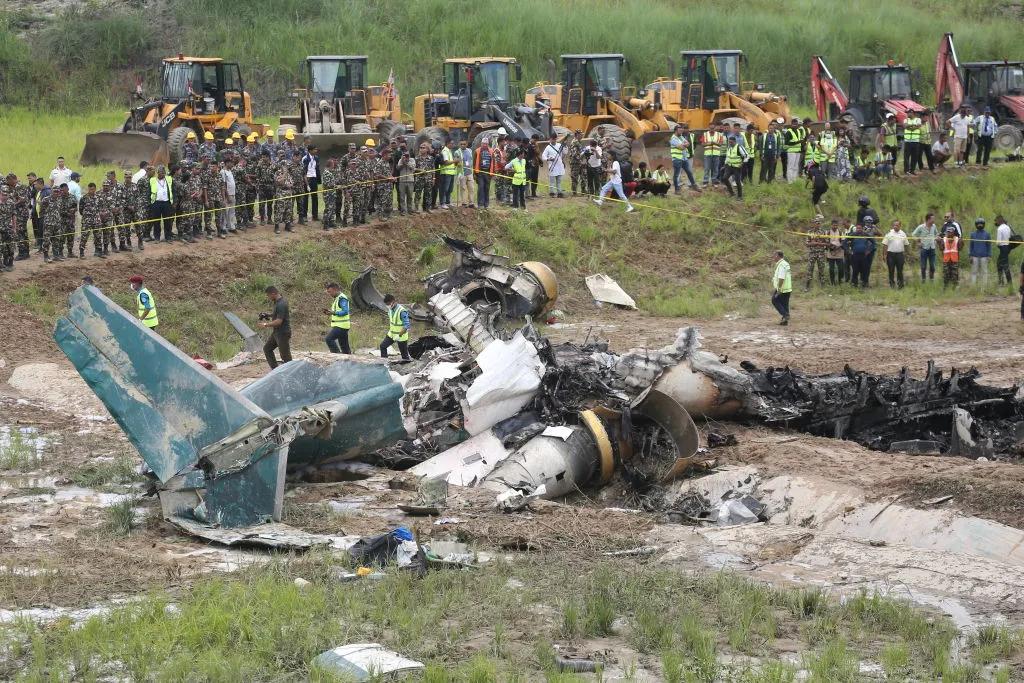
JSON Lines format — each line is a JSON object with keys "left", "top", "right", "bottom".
{"left": 4, "top": 0, "right": 1023, "bottom": 112}
{"left": 166, "top": 0, "right": 1022, "bottom": 110}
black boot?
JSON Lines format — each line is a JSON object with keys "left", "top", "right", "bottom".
{"left": 284, "top": 223, "right": 293, "bottom": 232}
{"left": 273, "top": 224, "right": 280, "bottom": 234}
{"left": 137, "top": 236, "right": 144, "bottom": 251}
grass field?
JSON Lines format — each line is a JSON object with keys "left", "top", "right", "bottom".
{"left": 2, "top": 0, "right": 1024, "bottom": 111}
{"left": 3, "top": 552, "right": 1020, "bottom": 681}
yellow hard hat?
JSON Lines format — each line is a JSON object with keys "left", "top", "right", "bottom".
{"left": 203, "top": 131, "right": 214, "bottom": 140}
{"left": 265, "top": 130, "right": 274, "bottom": 138}
{"left": 185, "top": 131, "right": 196, "bottom": 139}
{"left": 247, "top": 133, "right": 257, "bottom": 142}
{"left": 224, "top": 138, "right": 234, "bottom": 145}
{"left": 231, "top": 131, "right": 241, "bottom": 139}
{"left": 284, "top": 130, "right": 295, "bottom": 140}
{"left": 365, "top": 138, "right": 376, "bottom": 147}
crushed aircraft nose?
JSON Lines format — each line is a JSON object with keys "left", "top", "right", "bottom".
{"left": 424, "top": 235, "right": 558, "bottom": 319}
{"left": 54, "top": 286, "right": 406, "bottom": 531}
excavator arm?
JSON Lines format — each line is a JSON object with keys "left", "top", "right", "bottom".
{"left": 723, "top": 92, "right": 775, "bottom": 130}
{"left": 606, "top": 97, "right": 654, "bottom": 137}
{"left": 810, "top": 56, "right": 848, "bottom": 121}
{"left": 936, "top": 32, "right": 964, "bottom": 110}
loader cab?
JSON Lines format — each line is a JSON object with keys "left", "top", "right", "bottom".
{"left": 962, "top": 62, "right": 1024, "bottom": 99}
{"left": 305, "top": 56, "right": 368, "bottom": 114}
{"left": 561, "top": 54, "right": 625, "bottom": 116}
{"left": 160, "top": 57, "right": 246, "bottom": 118}
{"left": 443, "top": 58, "right": 520, "bottom": 121}
{"left": 681, "top": 50, "right": 743, "bottom": 110}
{"left": 846, "top": 64, "right": 913, "bottom": 125}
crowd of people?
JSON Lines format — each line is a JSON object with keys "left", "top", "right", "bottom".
{"left": 770, "top": 196, "right": 1024, "bottom": 326}
{"left": 666, "top": 105, "right": 1006, "bottom": 207}
{"left": 0, "top": 108, "right": 1014, "bottom": 282}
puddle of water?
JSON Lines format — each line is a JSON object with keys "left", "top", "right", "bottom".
{"left": 0, "top": 426, "right": 50, "bottom": 468}
{"left": 0, "top": 475, "right": 60, "bottom": 491}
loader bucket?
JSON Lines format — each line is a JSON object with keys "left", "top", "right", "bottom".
{"left": 302, "top": 132, "right": 379, "bottom": 159}
{"left": 79, "top": 130, "right": 170, "bottom": 169}
{"left": 632, "top": 130, "right": 675, "bottom": 170}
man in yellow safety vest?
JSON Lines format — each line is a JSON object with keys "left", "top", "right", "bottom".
{"left": 129, "top": 275, "right": 159, "bottom": 330}
{"left": 324, "top": 282, "right": 351, "bottom": 354}
{"left": 380, "top": 294, "right": 411, "bottom": 361}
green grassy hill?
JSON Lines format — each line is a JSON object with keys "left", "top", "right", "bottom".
{"left": 2, "top": 0, "right": 1022, "bottom": 113}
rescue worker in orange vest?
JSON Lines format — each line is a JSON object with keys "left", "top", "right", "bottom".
{"left": 942, "top": 225, "right": 960, "bottom": 288}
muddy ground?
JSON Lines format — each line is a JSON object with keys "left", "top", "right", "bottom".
{"left": 2, "top": 203, "right": 1023, "bottom": 677}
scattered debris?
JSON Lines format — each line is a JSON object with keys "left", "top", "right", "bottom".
{"left": 554, "top": 655, "right": 604, "bottom": 674}
{"left": 602, "top": 546, "right": 660, "bottom": 557}
{"left": 923, "top": 495, "right": 955, "bottom": 506}
{"left": 222, "top": 311, "right": 264, "bottom": 355}
{"left": 585, "top": 274, "right": 637, "bottom": 309}
{"left": 313, "top": 644, "right": 424, "bottom": 681}
{"left": 424, "top": 235, "right": 559, "bottom": 320}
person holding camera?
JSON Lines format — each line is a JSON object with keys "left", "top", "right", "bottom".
{"left": 259, "top": 285, "right": 291, "bottom": 369}
{"left": 395, "top": 149, "right": 417, "bottom": 216}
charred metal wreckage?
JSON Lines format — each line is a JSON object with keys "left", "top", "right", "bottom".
{"left": 54, "top": 244, "right": 1023, "bottom": 542}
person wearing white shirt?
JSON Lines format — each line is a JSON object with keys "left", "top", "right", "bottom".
{"left": 221, "top": 160, "right": 237, "bottom": 233}
{"left": 948, "top": 108, "right": 972, "bottom": 166}
{"left": 592, "top": 152, "right": 634, "bottom": 213}
{"left": 881, "top": 221, "right": 910, "bottom": 289}
{"left": 995, "top": 215, "right": 1014, "bottom": 286}
{"left": 48, "top": 157, "right": 73, "bottom": 187}
{"left": 131, "top": 162, "right": 149, "bottom": 184}
{"left": 541, "top": 133, "right": 567, "bottom": 198}
{"left": 931, "top": 134, "right": 952, "bottom": 168}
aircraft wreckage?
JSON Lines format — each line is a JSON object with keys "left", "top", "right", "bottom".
{"left": 54, "top": 252, "right": 1024, "bottom": 541}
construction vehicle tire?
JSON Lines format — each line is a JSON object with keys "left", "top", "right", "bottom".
{"left": 552, "top": 125, "right": 573, "bottom": 140}
{"left": 277, "top": 124, "right": 297, "bottom": 139}
{"left": 167, "top": 127, "right": 191, "bottom": 165}
{"left": 598, "top": 125, "right": 631, "bottom": 163}
{"left": 995, "top": 124, "right": 1023, "bottom": 151}
{"left": 416, "top": 126, "right": 448, "bottom": 151}
{"left": 377, "top": 120, "right": 405, "bottom": 145}
{"left": 350, "top": 123, "right": 374, "bottom": 136}
{"left": 471, "top": 129, "right": 499, "bottom": 150}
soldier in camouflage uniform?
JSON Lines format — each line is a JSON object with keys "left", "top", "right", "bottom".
{"left": 340, "top": 159, "right": 358, "bottom": 226}
{"left": 805, "top": 215, "right": 828, "bottom": 290}
{"left": 118, "top": 171, "right": 135, "bottom": 251}
{"left": 568, "top": 130, "right": 586, "bottom": 196}
{"left": 40, "top": 185, "right": 66, "bottom": 262}
{"left": 135, "top": 166, "right": 153, "bottom": 247}
{"left": 5, "top": 174, "right": 31, "bottom": 261}
{"left": 273, "top": 158, "right": 294, "bottom": 233}
{"left": 255, "top": 151, "right": 275, "bottom": 223}
{"left": 372, "top": 153, "right": 394, "bottom": 222}
{"left": 97, "top": 179, "right": 118, "bottom": 256}
{"left": 198, "top": 157, "right": 217, "bottom": 238}
{"left": 231, "top": 157, "right": 250, "bottom": 230}
{"left": 414, "top": 143, "right": 435, "bottom": 213}
{"left": 179, "top": 167, "right": 204, "bottom": 243}
{"left": 288, "top": 150, "right": 306, "bottom": 224}
{"left": 78, "top": 183, "right": 102, "bottom": 258}
{"left": 0, "top": 184, "right": 15, "bottom": 271}
{"left": 60, "top": 184, "right": 77, "bottom": 257}
{"left": 321, "top": 159, "right": 337, "bottom": 230}
{"left": 182, "top": 132, "right": 200, "bottom": 163}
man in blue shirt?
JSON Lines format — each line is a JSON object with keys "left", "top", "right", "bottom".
{"left": 846, "top": 223, "right": 876, "bottom": 288}
{"left": 969, "top": 217, "right": 992, "bottom": 286}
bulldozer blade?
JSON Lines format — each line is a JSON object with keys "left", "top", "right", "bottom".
{"left": 632, "top": 131, "right": 674, "bottom": 170}
{"left": 300, "top": 132, "right": 380, "bottom": 158}
{"left": 79, "top": 130, "right": 169, "bottom": 169}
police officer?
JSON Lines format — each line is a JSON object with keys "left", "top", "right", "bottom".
{"left": 324, "top": 282, "right": 351, "bottom": 354}
{"left": 129, "top": 275, "right": 159, "bottom": 330}
{"left": 380, "top": 294, "right": 410, "bottom": 360}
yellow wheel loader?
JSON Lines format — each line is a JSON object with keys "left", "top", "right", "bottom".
{"left": 80, "top": 55, "right": 269, "bottom": 168}
{"left": 279, "top": 56, "right": 409, "bottom": 157}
